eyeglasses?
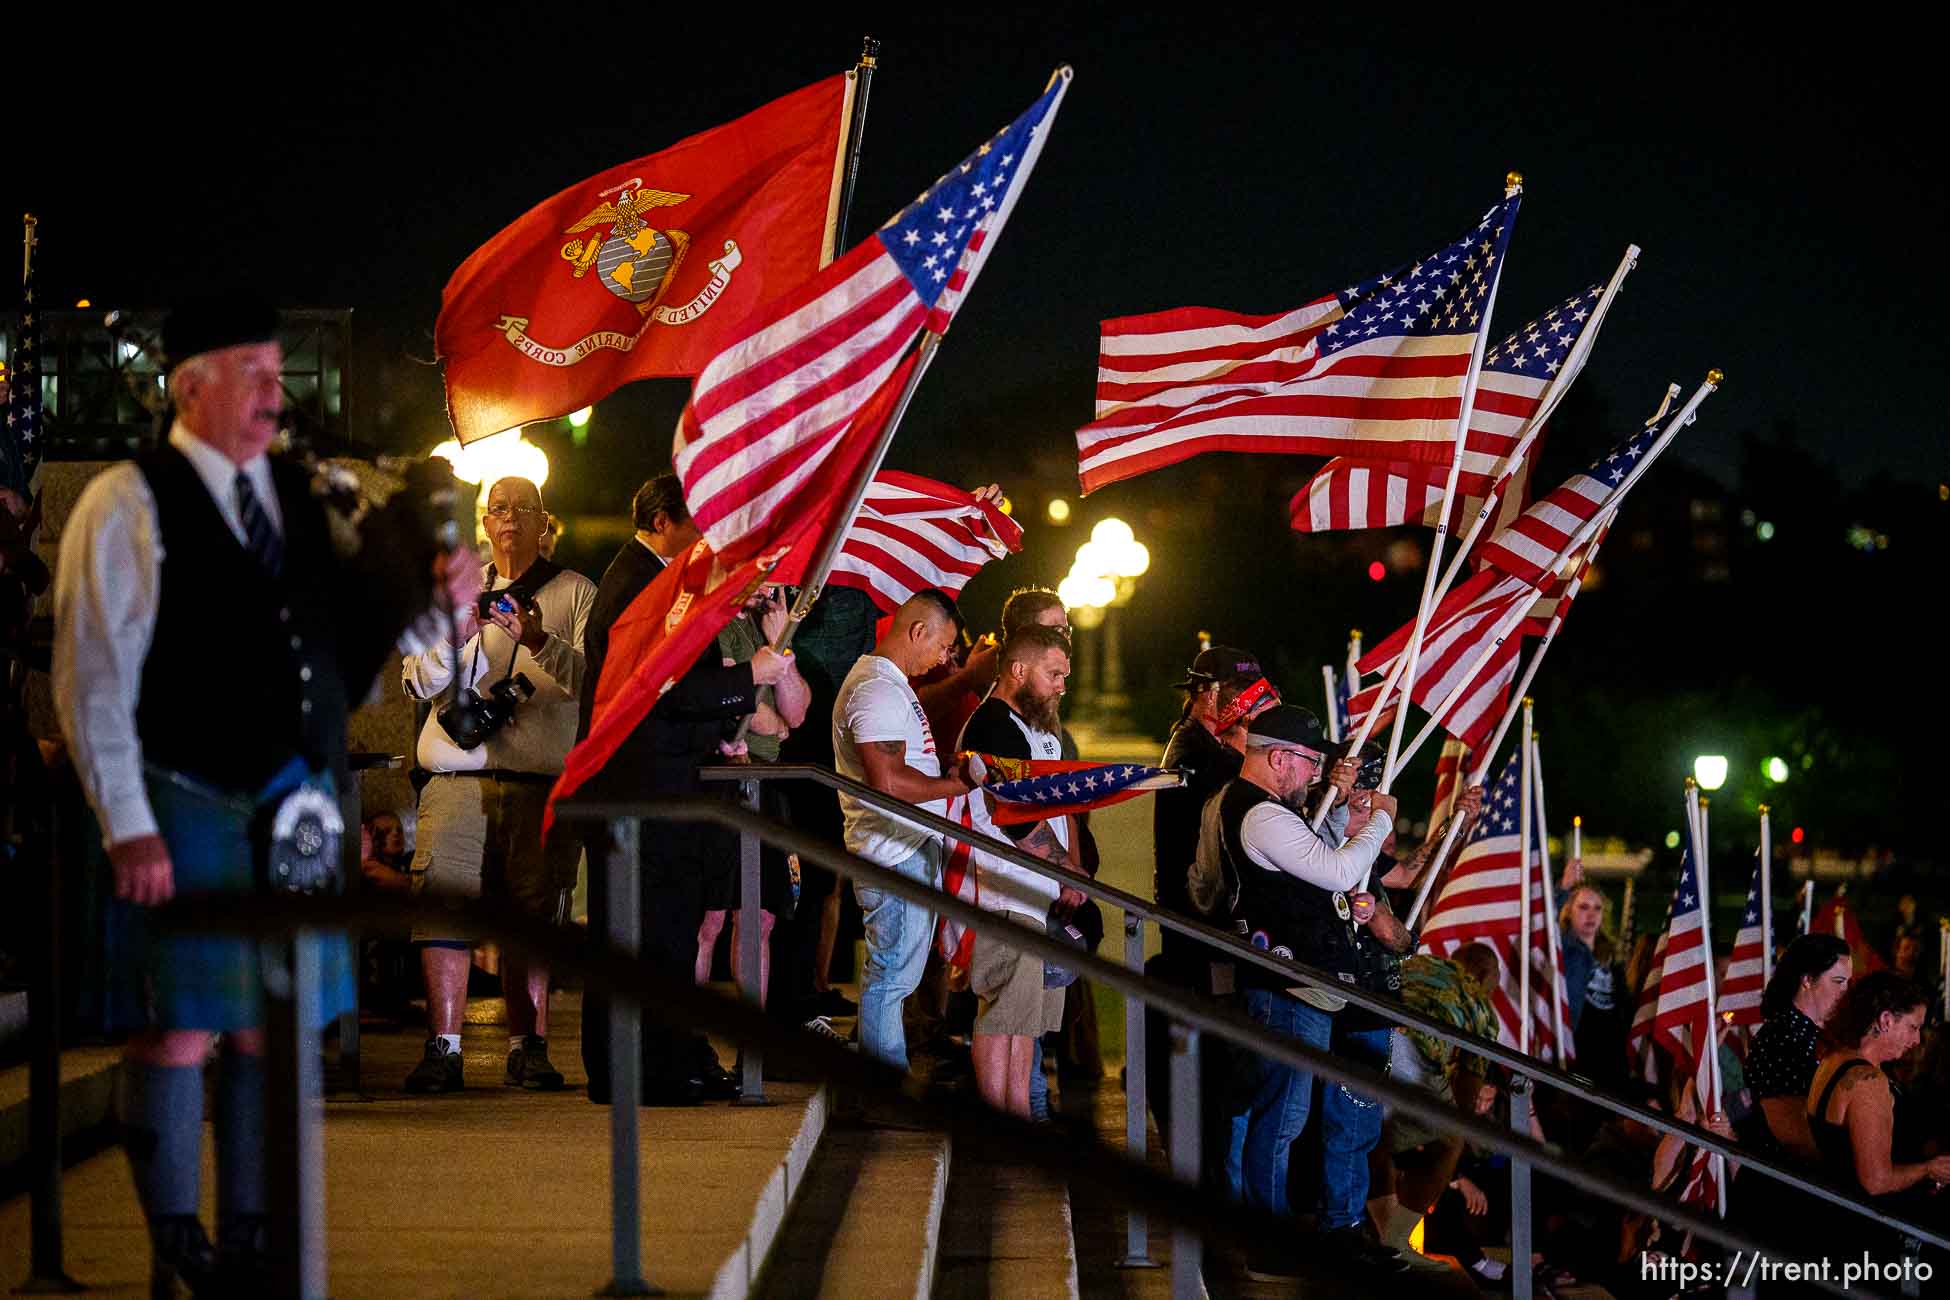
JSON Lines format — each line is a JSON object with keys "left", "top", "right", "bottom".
{"left": 483, "top": 503, "right": 542, "bottom": 521}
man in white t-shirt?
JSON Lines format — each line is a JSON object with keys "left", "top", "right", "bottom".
{"left": 832, "top": 589, "right": 981, "bottom": 1070}
{"left": 956, "top": 623, "right": 1088, "bottom": 1116}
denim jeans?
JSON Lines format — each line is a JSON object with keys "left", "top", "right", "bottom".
{"left": 854, "top": 843, "right": 941, "bottom": 1072}
{"left": 1317, "top": 1025, "right": 1392, "bottom": 1229}
{"left": 1240, "top": 990, "right": 1334, "bottom": 1218}
{"left": 1029, "top": 1037, "right": 1049, "bottom": 1121}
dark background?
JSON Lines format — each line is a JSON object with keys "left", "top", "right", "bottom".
{"left": 12, "top": 11, "right": 1944, "bottom": 893}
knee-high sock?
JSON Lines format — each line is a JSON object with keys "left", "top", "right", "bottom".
{"left": 120, "top": 1062, "right": 204, "bottom": 1222}
{"left": 214, "top": 1049, "right": 266, "bottom": 1230}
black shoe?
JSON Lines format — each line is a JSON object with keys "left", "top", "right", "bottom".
{"left": 1244, "top": 1243, "right": 1303, "bottom": 1281}
{"left": 813, "top": 988, "right": 858, "bottom": 1017}
{"left": 149, "top": 1215, "right": 221, "bottom": 1296}
{"left": 1319, "top": 1225, "right": 1412, "bottom": 1274}
{"left": 699, "top": 1061, "right": 741, "bottom": 1100}
{"left": 506, "top": 1036, "right": 566, "bottom": 1091}
{"left": 403, "top": 1039, "right": 463, "bottom": 1094}
{"left": 216, "top": 1214, "right": 272, "bottom": 1294}
{"left": 642, "top": 1074, "right": 708, "bottom": 1106}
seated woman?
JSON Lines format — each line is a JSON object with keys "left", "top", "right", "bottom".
{"left": 1805, "top": 972, "right": 1950, "bottom": 1258}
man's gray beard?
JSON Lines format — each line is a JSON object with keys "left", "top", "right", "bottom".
{"left": 1018, "top": 688, "right": 1062, "bottom": 734}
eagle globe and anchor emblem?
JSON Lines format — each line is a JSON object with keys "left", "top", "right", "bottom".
{"left": 493, "top": 178, "right": 743, "bottom": 367}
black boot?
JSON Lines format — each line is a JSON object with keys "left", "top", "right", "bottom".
{"left": 148, "top": 1215, "right": 221, "bottom": 1297}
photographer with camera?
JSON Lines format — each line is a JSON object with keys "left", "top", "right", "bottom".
{"left": 1192, "top": 704, "right": 1406, "bottom": 1280}
{"left": 400, "top": 474, "right": 595, "bottom": 1095}
{"left": 52, "top": 300, "right": 476, "bottom": 1290}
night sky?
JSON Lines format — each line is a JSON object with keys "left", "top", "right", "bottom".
{"left": 14, "top": 11, "right": 1946, "bottom": 863}
{"left": 20, "top": 11, "right": 1944, "bottom": 491}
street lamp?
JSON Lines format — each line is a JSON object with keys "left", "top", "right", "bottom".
{"left": 1763, "top": 755, "right": 1790, "bottom": 783}
{"left": 1693, "top": 754, "right": 1729, "bottom": 792}
{"left": 430, "top": 429, "right": 552, "bottom": 541}
{"left": 1060, "top": 517, "right": 1150, "bottom": 720}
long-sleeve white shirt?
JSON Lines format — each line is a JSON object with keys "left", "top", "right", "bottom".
{"left": 402, "top": 564, "right": 594, "bottom": 774}
{"left": 52, "top": 423, "right": 445, "bottom": 848}
{"left": 1238, "top": 797, "right": 1392, "bottom": 892}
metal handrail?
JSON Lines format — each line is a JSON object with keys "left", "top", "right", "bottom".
{"left": 169, "top": 812, "right": 1846, "bottom": 1285}
{"left": 694, "top": 761, "right": 1949, "bottom": 1248}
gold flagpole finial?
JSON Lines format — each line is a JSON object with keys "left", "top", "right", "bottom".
{"left": 1758, "top": 803, "right": 1770, "bottom": 816}
{"left": 1699, "top": 795, "right": 1711, "bottom": 811}
{"left": 1504, "top": 171, "right": 1524, "bottom": 196}
{"left": 1706, "top": 368, "right": 1725, "bottom": 386}
{"left": 1572, "top": 815, "right": 1582, "bottom": 828}
{"left": 1684, "top": 775, "right": 1698, "bottom": 791}
{"left": 1522, "top": 696, "right": 1535, "bottom": 709}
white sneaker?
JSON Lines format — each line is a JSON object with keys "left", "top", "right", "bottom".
{"left": 802, "top": 1015, "right": 846, "bottom": 1043}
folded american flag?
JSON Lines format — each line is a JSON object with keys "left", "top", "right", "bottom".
{"left": 828, "top": 470, "right": 1024, "bottom": 611}
{"left": 969, "top": 755, "right": 1181, "bottom": 825}
{"left": 1076, "top": 193, "right": 1520, "bottom": 495}
{"left": 1289, "top": 285, "right": 1603, "bottom": 538}
{"left": 674, "top": 70, "right": 1069, "bottom": 564}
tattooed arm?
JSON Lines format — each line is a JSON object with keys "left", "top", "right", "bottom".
{"left": 857, "top": 739, "right": 977, "bottom": 804}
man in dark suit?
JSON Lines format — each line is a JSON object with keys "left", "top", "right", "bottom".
{"left": 578, "top": 474, "right": 788, "bottom": 1103}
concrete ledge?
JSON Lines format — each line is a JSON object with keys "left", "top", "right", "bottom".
{"left": 708, "top": 1083, "right": 831, "bottom": 1300}
{"left": 0, "top": 1042, "right": 124, "bottom": 1183}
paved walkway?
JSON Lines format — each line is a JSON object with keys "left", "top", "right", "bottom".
{"left": 0, "top": 994, "right": 824, "bottom": 1299}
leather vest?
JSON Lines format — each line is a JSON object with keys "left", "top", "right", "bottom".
{"left": 1216, "top": 778, "right": 1362, "bottom": 990}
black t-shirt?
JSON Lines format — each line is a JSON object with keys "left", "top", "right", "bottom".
{"left": 960, "top": 695, "right": 1061, "bottom": 844}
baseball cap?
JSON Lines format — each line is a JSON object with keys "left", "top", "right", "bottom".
{"left": 164, "top": 297, "right": 281, "bottom": 372}
{"left": 1174, "top": 645, "right": 1262, "bottom": 689}
{"left": 1245, "top": 705, "right": 1329, "bottom": 760}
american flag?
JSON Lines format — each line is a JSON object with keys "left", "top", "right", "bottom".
{"left": 1473, "top": 415, "right": 1662, "bottom": 588}
{"left": 935, "top": 795, "right": 985, "bottom": 970}
{"left": 674, "top": 71, "right": 1069, "bottom": 563}
{"left": 2, "top": 228, "right": 41, "bottom": 495}
{"left": 1719, "top": 851, "right": 1767, "bottom": 1032}
{"left": 1636, "top": 830, "right": 1719, "bottom": 1131}
{"left": 827, "top": 470, "right": 1023, "bottom": 612}
{"left": 1417, "top": 752, "right": 1574, "bottom": 1060}
{"left": 1344, "top": 556, "right": 1584, "bottom": 752}
{"left": 1076, "top": 194, "right": 1520, "bottom": 495}
{"left": 970, "top": 755, "right": 1181, "bottom": 826}
{"left": 1430, "top": 738, "right": 1470, "bottom": 830}
{"left": 1290, "top": 285, "right": 1604, "bottom": 537}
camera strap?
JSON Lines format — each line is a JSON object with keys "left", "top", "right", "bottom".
{"left": 475, "top": 557, "right": 562, "bottom": 688}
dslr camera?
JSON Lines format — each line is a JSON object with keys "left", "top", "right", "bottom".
{"left": 437, "top": 672, "right": 535, "bottom": 751}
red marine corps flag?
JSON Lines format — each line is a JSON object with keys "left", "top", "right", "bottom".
{"left": 437, "top": 75, "right": 854, "bottom": 443}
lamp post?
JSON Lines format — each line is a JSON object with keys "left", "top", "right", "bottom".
{"left": 1058, "top": 517, "right": 1149, "bottom": 724}
{"left": 1694, "top": 754, "right": 1729, "bottom": 793}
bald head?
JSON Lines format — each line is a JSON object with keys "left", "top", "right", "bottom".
{"left": 876, "top": 588, "right": 964, "bottom": 677}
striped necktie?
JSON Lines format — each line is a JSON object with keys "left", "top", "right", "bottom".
{"left": 234, "top": 470, "right": 283, "bottom": 577}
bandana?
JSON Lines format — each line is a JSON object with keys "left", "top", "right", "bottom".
{"left": 1217, "top": 677, "right": 1279, "bottom": 732}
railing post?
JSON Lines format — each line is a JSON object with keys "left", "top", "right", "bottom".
{"left": 1116, "top": 913, "right": 1158, "bottom": 1269}
{"left": 335, "top": 778, "right": 360, "bottom": 1095}
{"left": 733, "top": 779, "right": 767, "bottom": 1106}
{"left": 600, "top": 818, "right": 653, "bottom": 1297}
{"left": 1901, "top": 1234, "right": 1922, "bottom": 1298}
{"left": 265, "top": 929, "right": 328, "bottom": 1300}
{"left": 1167, "top": 1022, "right": 1202, "bottom": 1297}
{"left": 20, "top": 818, "right": 82, "bottom": 1294}
{"left": 1509, "top": 1072, "right": 1533, "bottom": 1300}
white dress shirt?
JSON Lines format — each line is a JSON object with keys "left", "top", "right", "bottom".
{"left": 53, "top": 422, "right": 443, "bottom": 847}
{"left": 54, "top": 424, "right": 285, "bottom": 846}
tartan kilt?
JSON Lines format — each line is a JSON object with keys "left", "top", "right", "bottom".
{"left": 105, "top": 756, "right": 354, "bottom": 1034}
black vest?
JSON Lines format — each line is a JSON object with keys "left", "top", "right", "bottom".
{"left": 134, "top": 447, "right": 347, "bottom": 796}
{"left": 1216, "top": 778, "right": 1363, "bottom": 990}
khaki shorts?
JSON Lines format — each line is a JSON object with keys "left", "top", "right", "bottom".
{"left": 409, "top": 773, "right": 580, "bottom": 942}
{"left": 970, "top": 918, "right": 1065, "bottom": 1038}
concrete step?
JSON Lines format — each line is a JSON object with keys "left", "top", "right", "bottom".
{"left": 757, "top": 1121, "right": 953, "bottom": 1300}
{"left": 0, "top": 1036, "right": 124, "bottom": 1185}
{"left": 0, "top": 992, "right": 834, "bottom": 1299}
{"left": 933, "top": 1134, "right": 1079, "bottom": 1300}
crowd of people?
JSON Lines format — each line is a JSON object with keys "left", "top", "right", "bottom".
{"left": 30, "top": 299, "right": 1950, "bottom": 1294}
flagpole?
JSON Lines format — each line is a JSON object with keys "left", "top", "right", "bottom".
{"left": 1375, "top": 174, "right": 1524, "bottom": 795}
{"left": 1532, "top": 731, "right": 1567, "bottom": 1061}
{"left": 1690, "top": 783, "right": 1727, "bottom": 1218}
{"left": 1620, "top": 875, "right": 1637, "bottom": 955}
{"left": 1375, "top": 244, "right": 1641, "bottom": 738}
{"left": 1518, "top": 699, "right": 1535, "bottom": 1056}
{"left": 1388, "top": 368, "right": 1721, "bottom": 776}
{"left": 1323, "top": 666, "right": 1341, "bottom": 743}
{"left": 1940, "top": 918, "right": 1948, "bottom": 1020}
{"left": 1798, "top": 880, "right": 1814, "bottom": 935}
{"left": 1759, "top": 805, "right": 1774, "bottom": 987}
{"left": 828, "top": 37, "right": 881, "bottom": 261}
